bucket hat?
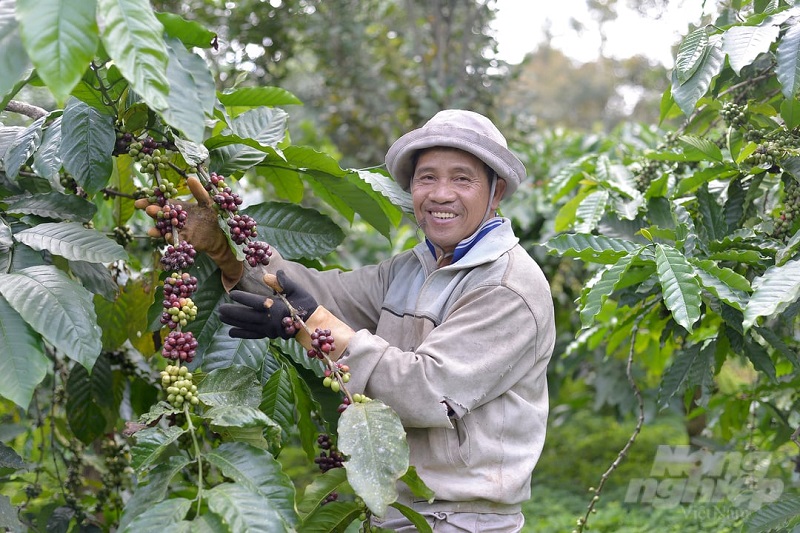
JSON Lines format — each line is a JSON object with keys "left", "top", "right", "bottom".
{"left": 385, "top": 109, "right": 526, "bottom": 199}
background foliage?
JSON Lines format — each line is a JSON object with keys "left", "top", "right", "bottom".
{"left": 3, "top": 0, "right": 800, "bottom": 532}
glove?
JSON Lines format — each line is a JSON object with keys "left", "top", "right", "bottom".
{"left": 134, "top": 176, "right": 244, "bottom": 290}
{"left": 219, "top": 270, "right": 318, "bottom": 339}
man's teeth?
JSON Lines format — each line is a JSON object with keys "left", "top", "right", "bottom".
{"left": 432, "top": 212, "right": 456, "bottom": 219}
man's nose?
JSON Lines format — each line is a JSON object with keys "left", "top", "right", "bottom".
{"left": 428, "top": 179, "right": 457, "bottom": 202}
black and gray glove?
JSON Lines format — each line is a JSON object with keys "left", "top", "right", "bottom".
{"left": 219, "top": 270, "right": 318, "bottom": 339}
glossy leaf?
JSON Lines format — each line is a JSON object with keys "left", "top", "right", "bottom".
{"left": 200, "top": 332, "right": 269, "bottom": 373}
{"left": 204, "top": 442, "right": 297, "bottom": 528}
{"left": 0, "top": 265, "right": 101, "bottom": 370}
{"left": 672, "top": 36, "right": 725, "bottom": 115}
{"left": 120, "top": 497, "right": 192, "bottom": 533}
{"left": 206, "top": 483, "right": 295, "bottom": 532}
{"left": 59, "top": 98, "right": 116, "bottom": 195}
{"left": 0, "top": 294, "right": 47, "bottom": 409}
{"left": 97, "top": 0, "right": 169, "bottom": 113}
{"left": 657, "top": 344, "right": 712, "bottom": 410}
{"left": 743, "top": 493, "right": 800, "bottom": 532}
{"left": 210, "top": 107, "right": 288, "bottom": 174}
{"left": 338, "top": 400, "right": 409, "bottom": 517}
{"left": 743, "top": 258, "right": 800, "bottom": 330}
{"left": 197, "top": 364, "right": 262, "bottom": 409}
{"left": 776, "top": 20, "right": 800, "bottom": 99}
{"left": 162, "top": 37, "right": 215, "bottom": 143}
{"left": 15, "top": 0, "right": 98, "bottom": 103}
{"left": 130, "top": 425, "right": 185, "bottom": 473}
{"left": 297, "top": 468, "right": 348, "bottom": 519}
{"left": 0, "top": 0, "right": 31, "bottom": 101}
{"left": 579, "top": 254, "right": 636, "bottom": 328}
{"left": 721, "top": 24, "right": 779, "bottom": 76}
{"left": 675, "top": 27, "right": 708, "bottom": 84}
{"left": 15, "top": 222, "right": 127, "bottom": 263}
{"left": 218, "top": 86, "right": 302, "bottom": 107}
{"left": 31, "top": 116, "right": 63, "bottom": 182}
{"left": 3, "top": 115, "right": 45, "bottom": 180}
{"left": 242, "top": 201, "right": 344, "bottom": 260}
{"left": 655, "top": 244, "right": 702, "bottom": 333}
{"left": 260, "top": 366, "right": 295, "bottom": 437}
{"left": 678, "top": 135, "right": 723, "bottom": 162}
{"left": 299, "top": 501, "right": 362, "bottom": 533}
{"left": 156, "top": 11, "right": 216, "bottom": 49}
{"left": 358, "top": 169, "right": 414, "bottom": 216}
{"left": 574, "top": 189, "right": 608, "bottom": 233}
{"left": 66, "top": 356, "right": 116, "bottom": 444}
{"left": 690, "top": 258, "right": 750, "bottom": 310}
{"left": 543, "top": 233, "right": 641, "bottom": 264}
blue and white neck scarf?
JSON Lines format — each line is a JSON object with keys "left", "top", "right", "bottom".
{"left": 425, "top": 217, "right": 505, "bottom": 264}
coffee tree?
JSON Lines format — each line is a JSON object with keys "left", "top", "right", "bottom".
{"left": 537, "top": 2, "right": 800, "bottom": 530}
{"left": 0, "top": 0, "right": 431, "bottom": 531}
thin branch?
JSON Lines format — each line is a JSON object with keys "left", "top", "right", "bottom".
{"left": 4, "top": 100, "right": 47, "bottom": 120}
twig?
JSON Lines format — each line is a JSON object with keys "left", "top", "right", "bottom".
{"left": 575, "top": 304, "right": 652, "bottom": 533}
{"left": 4, "top": 100, "right": 47, "bottom": 120}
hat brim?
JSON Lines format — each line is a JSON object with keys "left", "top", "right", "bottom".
{"left": 385, "top": 124, "right": 525, "bottom": 199}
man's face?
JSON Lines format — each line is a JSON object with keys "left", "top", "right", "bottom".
{"left": 411, "top": 147, "right": 505, "bottom": 255}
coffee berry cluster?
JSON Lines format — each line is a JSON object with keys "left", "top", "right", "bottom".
{"left": 774, "top": 177, "right": 800, "bottom": 242}
{"left": 160, "top": 364, "right": 199, "bottom": 408}
{"left": 203, "top": 172, "right": 273, "bottom": 267}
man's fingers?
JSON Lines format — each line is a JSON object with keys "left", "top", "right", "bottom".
{"left": 187, "top": 176, "right": 213, "bottom": 207}
{"left": 145, "top": 204, "right": 162, "bottom": 218}
{"left": 230, "top": 290, "right": 273, "bottom": 310}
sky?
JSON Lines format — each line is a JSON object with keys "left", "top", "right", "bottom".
{"left": 492, "top": 0, "right": 713, "bottom": 67}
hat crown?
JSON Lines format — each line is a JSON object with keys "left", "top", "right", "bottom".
{"left": 422, "top": 110, "right": 509, "bottom": 149}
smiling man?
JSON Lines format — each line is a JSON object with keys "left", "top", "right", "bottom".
{"left": 190, "top": 109, "right": 555, "bottom": 532}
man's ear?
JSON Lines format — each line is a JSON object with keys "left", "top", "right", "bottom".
{"left": 491, "top": 178, "right": 507, "bottom": 210}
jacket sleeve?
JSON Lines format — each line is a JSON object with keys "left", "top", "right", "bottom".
{"left": 338, "top": 283, "right": 555, "bottom": 429}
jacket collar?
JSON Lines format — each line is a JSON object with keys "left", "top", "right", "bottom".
{"left": 422, "top": 217, "right": 515, "bottom": 267}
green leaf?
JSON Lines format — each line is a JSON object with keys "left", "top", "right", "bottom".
{"left": 358, "top": 169, "right": 414, "bottom": 216}
{"left": 66, "top": 356, "right": 116, "bottom": 444}
{"left": 59, "top": 97, "right": 116, "bottom": 195}
{"left": 255, "top": 165, "right": 304, "bottom": 203}
{"left": 579, "top": 255, "right": 636, "bottom": 329}
{"left": 657, "top": 344, "right": 710, "bottom": 410}
{"left": 260, "top": 366, "right": 295, "bottom": 437}
{"left": 155, "top": 11, "right": 216, "bottom": 49}
{"left": 0, "top": 0, "right": 31, "bottom": 101}
{"left": 0, "top": 494, "right": 24, "bottom": 532}
{"left": 204, "top": 403, "right": 277, "bottom": 431}
{"left": 162, "top": 37, "right": 215, "bottom": 143}
{"left": 690, "top": 258, "right": 751, "bottom": 310}
{"left": 174, "top": 137, "right": 208, "bottom": 167}
{"left": 776, "top": 20, "right": 800, "bottom": 99}
{"left": 97, "top": 0, "right": 169, "bottom": 113}
{"left": 204, "top": 442, "right": 297, "bottom": 527}
{"left": 118, "top": 455, "right": 191, "bottom": 532}
{"left": 200, "top": 333, "right": 269, "bottom": 373}
{"left": 574, "top": 190, "right": 608, "bottom": 233}
{"left": 0, "top": 294, "right": 47, "bottom": 409}
{"left": 743, "top": 258, "right": 800, "bottom": 330}
{"left": 206, "top": 483, "right": 295, "bottom": 532}
{"left": 210, "top": 107, "right": 288, "bottom": 175}
{"left": 94, "top": 281, "right": 151, "bottom": 351}
{"left": 218, "top": 86, "right": 302, "bottom": 107}
{"left": 130, "top": 425, "right": 185, "bottom": 473}
{"left": 3, "top": 115, "right": 45, "bottom": 180}
{"left": 197, "top": 364, "right": 262, "bottom": 408}
{"left": 744, "top": 337, "right": 777, "bottom": 383}
{"left": 677, "top": 135, "right": 723, "bottom": 162}
{"left": 721, "top": 24, "right": 780, "bottom": 76}
{"left": 399, "top": 466, "right": 435, "bottom": 504}
{"left": 655, "top": 244, "right": 702, "bottom": 333}
{"left": 780, "top": 97, "right": 800, "bottom": 130}
{"left": 32, "top": 116, "right": 63, "bottom": 182}
{"left": 297, "top": 468, "right": 349, "bottom": 519}
{"left": 121, "top": 498, "right": 192, "bottom": 533}
{"left": 696, "top": 185, "right": 727, "bottom": 242}
{"left": 15, "top": 0, "right": 98, "bottom": 103}
{"left": 676, "top": 28, "right": 709, "bottom": 84}
{"left": 743, "top": 492, "right": 800, "bottom": 532}
{"left": 755, "top": 326, "right": 800, "bottom": 369}
{"left": 299, "top": 501, "right": 361, "bottom": 533}
{"left": 389, "top": 502, "right": 434, "bottom": 533}
{"left": 0, "top": 265, "right": 101, "bottom": 369}
{"left": 338, "top": 401, "right": 409, "bottom": 517}
{"left": 14, "top": 221, "right": 127, "bottom": 263}
{"left": 543, "top": 233, "right": 641, "bottom": 264}
{"left": 672, "top": 36, "right": 725, "bottom": 115}
{"left": 242, "top": 202, "right": 345, "bottom": 260}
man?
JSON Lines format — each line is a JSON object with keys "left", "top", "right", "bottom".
{"left": 176, "top": 110, "right": 555, "bottom": 532}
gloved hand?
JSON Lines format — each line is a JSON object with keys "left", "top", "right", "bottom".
{"left": 219, "top": 270, "right": 318, "bottom": 339}
{"left": 134, "top": 176, "right": 243, "bottom": 290}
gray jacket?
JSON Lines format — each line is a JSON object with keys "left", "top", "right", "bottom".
{"left": 239, "top": 219, "right": 555, "bottom": 514}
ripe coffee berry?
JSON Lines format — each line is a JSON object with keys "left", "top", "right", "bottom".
{"left": 244, "top": 241, "right": 272, "bottom": 267}
{"left": 161, "top": 241, "right": 197, "bottom": 271}
{"left": 162, "top": 331, "right": 198, "bottom": 362}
